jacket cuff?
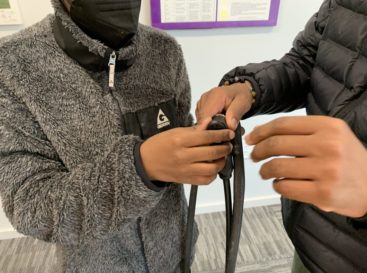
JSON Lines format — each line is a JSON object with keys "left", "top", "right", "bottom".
{"left": 133, "top": 142, "right": 167, "bottom": 192}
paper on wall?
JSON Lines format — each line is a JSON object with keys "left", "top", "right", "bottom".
{"left": 217, "top": 0, "right": 271, "bottom": 21}
{"left": 161, "top": 0, "right": 217, "bottom": 23}
{"left": 0, "top": 0, "right": 22, "bottom": 25}
{"left": 160, "top": 0, "right": 272, "bottom": 24}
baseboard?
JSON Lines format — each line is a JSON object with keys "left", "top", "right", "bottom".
{"left": 195, "top": 194, "right": 281, "bottom": 214}
{"left": 0, "top": 195, "right": 281, "bottom": 240}
{"left": 0, "top": 229, "right": 23, "bottom": 240}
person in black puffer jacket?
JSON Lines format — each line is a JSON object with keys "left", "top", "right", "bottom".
{"left": 196, "top": 0, "right": 367, "bottom": 272}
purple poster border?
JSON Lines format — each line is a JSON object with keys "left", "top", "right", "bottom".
{"left": 151, "top": 0, "right": 280, "bottom": 30}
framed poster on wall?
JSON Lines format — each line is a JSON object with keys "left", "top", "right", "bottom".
{"left": 151, "top": 0, "right": 280, "bottom": 30}
{"left": 0, "top": 0, "right": 22, "bottom": 25}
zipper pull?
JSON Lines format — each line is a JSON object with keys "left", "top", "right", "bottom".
{"left": 108, "top": 51, "right": 117, "bottom": 89}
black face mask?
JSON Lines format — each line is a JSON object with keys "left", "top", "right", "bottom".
{"left": 69, "top": 0, "right": 141, "bottom": 50}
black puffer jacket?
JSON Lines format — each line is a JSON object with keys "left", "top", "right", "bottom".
{"left": 221, "top": 0, "right": 367, "bottom": 272}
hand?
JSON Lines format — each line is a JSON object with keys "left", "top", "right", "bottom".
{"left": 245, "top": 116, "right": 367, "bottom": 218}
{"left": 196, "top": 83, "right": 253, "bottom": 131}
{"left": 140, "top": 119, "right": 235, "bottom": 185}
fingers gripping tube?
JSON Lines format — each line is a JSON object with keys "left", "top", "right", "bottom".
{"left": 183, "top": 114, "right": 246, "bottom": 273}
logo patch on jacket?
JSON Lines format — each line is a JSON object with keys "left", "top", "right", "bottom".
{"left": 157, "top": 109, "right": 171, "bottom": 129}
{"left": 121, "top": 99, "right": 178, "bottom": 140}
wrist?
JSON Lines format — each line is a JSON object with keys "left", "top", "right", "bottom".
{"left": 223, "top": 80, "right": 256, "bottom": 108}
{"left": 244, "top": 81, "right": 256, "bottom": 104}
{"left": 134, "top": 142, "right": 167, "bottom": 191}
{"left": 139, "top": 141, "right": 159, "bottom": 181}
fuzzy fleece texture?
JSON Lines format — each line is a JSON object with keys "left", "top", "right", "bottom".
{"left": 0, "top": 0, "right": 196, "bottom": 272}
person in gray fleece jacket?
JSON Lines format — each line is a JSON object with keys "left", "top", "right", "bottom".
{"left": 0, "top": 0, "right": 234, "bottom": 272}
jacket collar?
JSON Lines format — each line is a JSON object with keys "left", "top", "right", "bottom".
{"left": 51, "top": 0, "right": 139, "bottom": 72}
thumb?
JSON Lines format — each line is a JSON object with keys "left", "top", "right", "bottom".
{"left": 226, "top": 98, "right": 249, "bottom": 130}
{"left": 195, "top": 117, "right": 212, "bottom": 131}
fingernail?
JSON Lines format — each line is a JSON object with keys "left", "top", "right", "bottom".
{"left": 229, "top": 131, "right": 235, "bottom": 139}
{"left": 231, "top": 118, "right": 238, "bottom": 129}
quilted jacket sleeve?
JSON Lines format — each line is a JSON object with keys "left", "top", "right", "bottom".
{"left": 220, "top": 0, "right": 332, "bottom": 118}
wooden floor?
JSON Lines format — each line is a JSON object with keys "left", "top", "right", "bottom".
{"left": 0, "top": 205, "right": 294, "bottom": 273}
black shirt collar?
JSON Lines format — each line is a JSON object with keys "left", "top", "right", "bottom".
{"left": 51, "top": 0, "right": 139, "bottom": 72}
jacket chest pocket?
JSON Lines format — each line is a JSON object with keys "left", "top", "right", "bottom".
{"left": 121, "top": 99, "right": 178, "bottom": 140}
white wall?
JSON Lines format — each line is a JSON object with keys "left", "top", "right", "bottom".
{"left": 0, "top": 0, "right": 323, "bottom": 239}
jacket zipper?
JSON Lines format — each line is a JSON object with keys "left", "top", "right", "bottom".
{"left": 108, "top": 51, "right": 117, "bottom": 89}
{"left": 137, "top": 217, "right": 150, "bottom": 273}
{"left": 106, "top": 51, "right": 129, "bottom": 134}
{"left": 107, "top": 54, "right": 149, "bottom": 272}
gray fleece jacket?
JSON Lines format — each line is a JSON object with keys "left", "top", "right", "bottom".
{"left": 0, "top": 1, "right": 197, "bottom": 272}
